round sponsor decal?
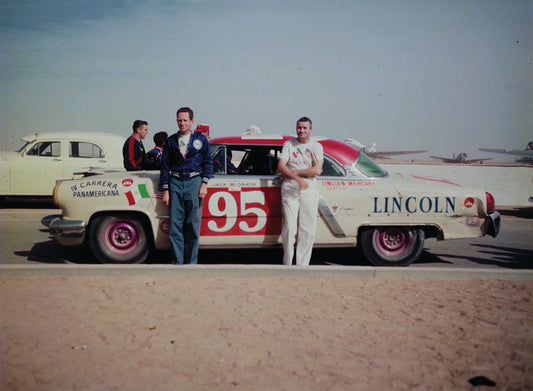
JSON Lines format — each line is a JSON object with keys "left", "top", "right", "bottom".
{"left": 193, "top": 139, "right": 203, "bottom": 150}
{"left": 464, "top": 197, "right": 475, "bottom": 208}
{"left": 160, "top": 219, "right": 170, "bottom": 234}
{"left": 122, "top": 178, "right": 134, "bottom": 187}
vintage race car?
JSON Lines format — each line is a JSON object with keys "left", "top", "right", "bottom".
{"left": 0, "top": 132, "right": 124, "bottom": 198}
{"left": 42, "top": 135, "right": 501, "bottom": 267}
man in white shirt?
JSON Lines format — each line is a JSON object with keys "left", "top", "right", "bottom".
{"left": 277, "top": 117, "right": 323, "bottom": 266}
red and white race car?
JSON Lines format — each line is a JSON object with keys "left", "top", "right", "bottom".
{"left": 42, "top": 134, "right": 500, "bottom": 266}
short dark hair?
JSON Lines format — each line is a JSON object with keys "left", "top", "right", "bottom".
{"left": 297, "top": 116, "right": 312, "bottom": 128}
{"left": 153, "top": 131, "right": 168, "bottom": 147}
{"left": 176, "top": 107, "right": 194, "bottom": 120}
{"left": 132, "top": 119, "right": 148, "bottom": 132}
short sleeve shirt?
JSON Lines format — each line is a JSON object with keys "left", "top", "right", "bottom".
{"left": 280, "top": 138, "right": 323, "bottom": 173}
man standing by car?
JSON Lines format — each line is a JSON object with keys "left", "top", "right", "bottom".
{"left": 123, "top": 119, "right": 148, "bottom": 171}
{"left": 277, "top": 117, "right": 323, "bottom": 266}
{"left": 160, "top": 107, "right": 212, "bottom": 265}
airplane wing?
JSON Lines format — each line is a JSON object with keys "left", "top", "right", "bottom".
{"left": 366, "top": 150, "right": 427, "bottom": 158}
{"left": 478, "top": 148, "right": 533, "bottom": 157}
{"left": 429, "top": 155, "right": 457, "bottom": 163}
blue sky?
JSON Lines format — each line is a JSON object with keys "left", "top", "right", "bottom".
{"left": 1, "top": 0, "right": 531, "bottom": 160}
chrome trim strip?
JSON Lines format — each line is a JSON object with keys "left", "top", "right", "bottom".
{"left": 318, "top": 196, "right": 346, "bottom": 238}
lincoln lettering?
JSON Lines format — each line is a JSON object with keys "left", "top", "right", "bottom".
{"left": 373, "top": 196, "right": 456, "bottom": 214}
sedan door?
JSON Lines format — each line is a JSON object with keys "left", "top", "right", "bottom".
{"left": 64, "top": 140, "right": 110, "bottom": 177}
{"left": 200, "top": 146, "right": 284, "bottom": 247}
{"left": 10, "top": 140, "right": 64, "bottom": 195}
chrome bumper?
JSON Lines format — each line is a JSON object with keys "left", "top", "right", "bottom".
{"left": 41, "top": 214, "right": 86, "bottom": 246}
{"left": 486, "top": 211, "right": 501, "bottom": 238}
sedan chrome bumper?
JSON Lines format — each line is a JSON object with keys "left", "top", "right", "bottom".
{"left": 486, "top": 211, "right": 501, "bottom": 238}
{"left": 41, "top": 214, "right": 86, "bottom": 246}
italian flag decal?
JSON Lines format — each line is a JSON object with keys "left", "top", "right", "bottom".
{"left": 125, "top": 184, "right": 151, "bottom": 205}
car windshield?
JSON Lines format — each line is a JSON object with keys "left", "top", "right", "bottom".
{"left": 354, "top": 152, "right": 387, "bottom": 177}
{"left": 16, "top": 141, "right": 31, "bottom": 153}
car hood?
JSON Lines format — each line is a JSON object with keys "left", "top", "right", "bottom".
{"left": 392, "top": 172, "right": 464, "bottom": 188}
{"left": 0, "top": 151, "right": 20, "bottom": 162}
{"left": 388, "top": 171, "right": 489, "bottom": 198}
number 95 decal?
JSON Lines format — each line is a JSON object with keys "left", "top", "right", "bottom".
{"left": 201, "top": 187, "right": 282, "bottom": 236}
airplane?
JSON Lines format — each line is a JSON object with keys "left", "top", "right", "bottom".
{"left": 429, "top": 152, "right": 493, "bottom": 164}
{"left": 479, "top": 141, "right": 533, "bottom": 162}
{"left": 344, "top": 138, "right": 426, "bottom": 159}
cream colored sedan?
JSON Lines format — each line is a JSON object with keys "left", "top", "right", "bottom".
{"left": 1, "top": 132, "right": 125, "bottom": 197}
{"left": 42, "top": 135, "right": 500, "bottom": 267}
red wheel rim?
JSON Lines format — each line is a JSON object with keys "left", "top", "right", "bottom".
{"left": 103, "top": 220, "right": 139, "bottom": 255}
{"left": 374, "top": 227, "right": 413, "bottom": 258}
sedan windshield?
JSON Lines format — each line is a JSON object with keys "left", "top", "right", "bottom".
{"left": 354, "top": 153, "right": 387, "bottom": 177}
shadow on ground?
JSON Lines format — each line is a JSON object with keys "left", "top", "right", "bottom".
{"left": 498, "top": 206, "right": 533, "bottom": 219}
{"left": 20, "top": 240, "right": 377, "bottom": 266}
{"left": 19, "top": 239, "right": 531, "bottom": 269}
{"left": 428, "top": 244, "right": 533, "bottom": 269}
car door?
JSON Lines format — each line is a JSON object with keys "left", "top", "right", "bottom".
{"left": 200, "top": 145, "right": 283, "bottom": 246}
{"left": 10, "top": 139, "right": 64, "bottom": 195}
{"left": 64, "top": 140, "right": 110, "bottom": 176}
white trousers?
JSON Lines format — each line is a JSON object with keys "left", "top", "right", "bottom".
{"left": 281, "top": 179, "right": 320, "bottom": 266}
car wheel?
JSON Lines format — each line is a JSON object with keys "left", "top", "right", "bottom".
{"left": 360, "top": 227, "right": 424, "bottom": 267}
{"left": 89, "top": 214, "right": 149, "bottom": 264}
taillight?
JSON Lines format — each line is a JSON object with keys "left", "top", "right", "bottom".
{"left": 485, "top": 192, "right": 495, "bottom": 213}
{"left": 52, "top": 180, "right": 61, "bottom": 207}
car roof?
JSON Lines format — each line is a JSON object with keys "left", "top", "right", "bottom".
{"left": 209, "top": 134, "right": 359, "bottom": 166}
{"left": 21, "top": 132, "right": 125, "bottom": 144}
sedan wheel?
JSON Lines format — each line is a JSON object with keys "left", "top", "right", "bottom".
{"left": 360, "top": 227, "right": 424, "bottom": 267}
{"left": 89, "top": 214, "right": 149, "bottom": 264}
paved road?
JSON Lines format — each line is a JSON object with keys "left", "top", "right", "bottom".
{"left": 1, "top": 200, "right": 532, "bottom": 269}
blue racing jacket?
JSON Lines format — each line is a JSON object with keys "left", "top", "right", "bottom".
{"left": 160, "top": 131, "right": 213, "bottom": 191}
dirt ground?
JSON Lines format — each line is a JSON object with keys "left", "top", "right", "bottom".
{"left": 1, "top": 275, "right": 531, "bottom": 391}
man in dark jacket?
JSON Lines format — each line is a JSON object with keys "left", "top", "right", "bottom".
{"left": 144, "top": 131, "right": 168, "bottom": 170}
{"left": 160, "top": 107, "right": 213, "bottom": 265}
{"left": 123, "top": 119, "right": 148, "bottom": 171}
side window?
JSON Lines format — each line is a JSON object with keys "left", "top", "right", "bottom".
{"left": 212, "top": 148, "right": 226, "bottom": 174}
{"left": 238, "top": 147, "right": 280, "bottom": 175}
{"left": 26, "top": 142, "right": 61, "bottom": 157}
{"left": 69, "top": 142, "right": 105, "bottom": 158}
{"left": 212, "top": 147, "right": 240, "bottom": 175}
{"left": 320, "top": 156, "right": 345, "bottom": 177}
{"left": 211, "top": 145, "right": 281, "bottom": 176}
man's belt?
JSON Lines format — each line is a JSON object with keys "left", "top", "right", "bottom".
{"left": 170, "top": 171, "right": 200, "bottom": 180}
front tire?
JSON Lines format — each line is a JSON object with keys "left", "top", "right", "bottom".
{"left": 360, "top": 227, "right": 424, "bottom": 267}
{"left": 88, "top": 214, "right": 149, "bottom": 264}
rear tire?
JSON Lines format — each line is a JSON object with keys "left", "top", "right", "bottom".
{"left": 88, "top": 214, "right": 149, "bottom": 264}
{"left": 360, "top": 227, "right": 424, "bottom": 267}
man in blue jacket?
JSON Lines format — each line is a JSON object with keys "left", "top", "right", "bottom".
{"left": 160, "top": 107, "right": 213, "bottom": 264}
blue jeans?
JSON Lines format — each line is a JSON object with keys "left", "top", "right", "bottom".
{"left": 168, "top": 176, "right": 202, "bottom": 264}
